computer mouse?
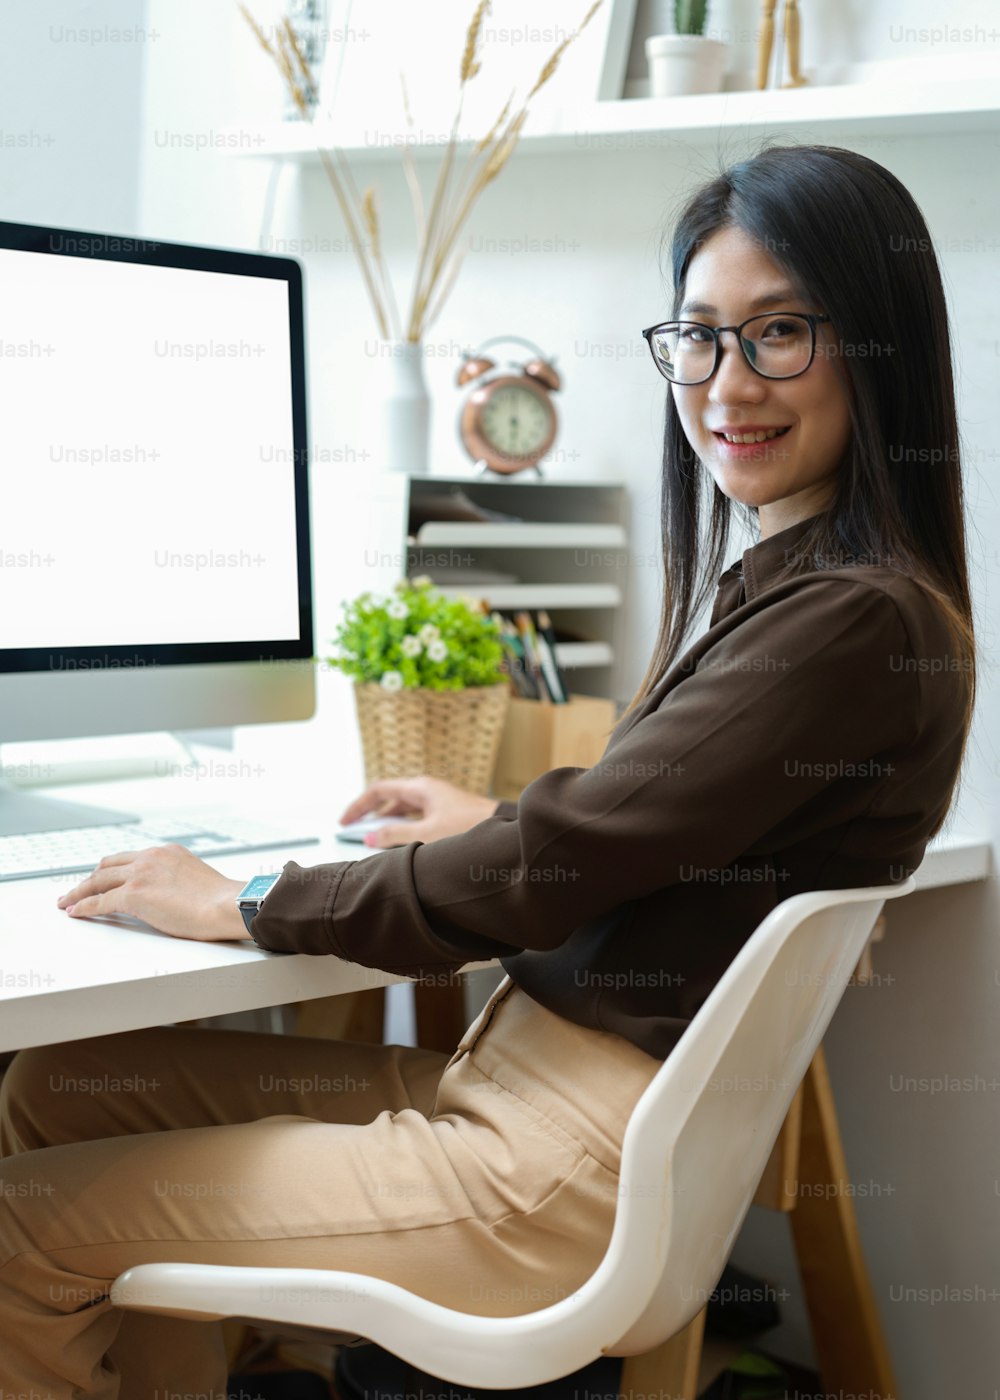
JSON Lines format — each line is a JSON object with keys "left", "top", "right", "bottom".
{"left": 335, "top": 813, "right": 414, "bottom": 843}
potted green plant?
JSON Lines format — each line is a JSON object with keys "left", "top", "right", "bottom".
{"left": 646, "top": 0, "right": 727, "bottom": 97}
{"left": 325, "top": 576, "right": 510, "bottom": 793}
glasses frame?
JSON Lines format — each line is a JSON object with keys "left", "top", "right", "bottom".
{"left": 641, "top": 311, "right": 833, "bottom": 386}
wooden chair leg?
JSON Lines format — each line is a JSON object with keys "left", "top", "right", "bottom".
{"left": 618, "top": 1305, "right": 706, "bottom": 1400}
{"left": 752, "top": 1082, "right": 804, "bottom": 1211}
{"left": 789, "top": 1045, "right": 899, "bottom": 1399}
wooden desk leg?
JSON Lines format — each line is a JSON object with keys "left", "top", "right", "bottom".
{"left": 413, "top": 980, "right": 468, "bottom": 1054}
{"left": 618, "top": 1306, "right": 706, "bottom": 1400}
{"left": 790, "top": 1045, "right": 899, "bottom": 1400}
{"left": 292, "top": 988, "right": 386, "bottom": 1042}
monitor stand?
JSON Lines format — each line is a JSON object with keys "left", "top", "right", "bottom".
{"left": 0, "top": 776, "right": 137, "bottom": 837}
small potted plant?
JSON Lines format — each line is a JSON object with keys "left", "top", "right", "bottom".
{"left": 646, "top": 0, "right": 727, "bottom": 97}
{"left": 325, "top": 576, "right": 510, "bottom": 792}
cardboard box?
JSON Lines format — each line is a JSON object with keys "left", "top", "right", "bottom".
{"left": 491, "top": 693, "right": 618, "bottom": 800}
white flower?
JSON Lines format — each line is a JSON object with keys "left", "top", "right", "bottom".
{"left": 380, "top": 670, "right": 404, "bottom": 691}
{"left": 427, "top": 638, "right": 448, "bottom": 663}
{"left": 411, "top": 574, "right": 434, "bottom": 589}
{"left": 363, "top": 593, "right": 387, "bottom": 611}
{"left": 387, "top": 599, "right": 409, "bottom": 620}
{"left": 418, "top": 622, "right": 440, "bottom": 644}
{"left": 400, "top": 634, "right": 422, "bottom": 657}
{"left": 392, "top": 578, "right": 409, "bottom": 592}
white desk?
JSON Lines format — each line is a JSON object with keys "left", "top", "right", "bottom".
{"left": 0, "top": 757, "right": 465, "bottom": 1054}
{"left": 0, "top": 760, "right": 991, "bottom": 1054}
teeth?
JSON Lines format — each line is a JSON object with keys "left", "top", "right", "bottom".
{"left": 720, "top": 427, "right": 788, "bottom": 444}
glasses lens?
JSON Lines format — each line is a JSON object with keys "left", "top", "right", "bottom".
{"left": 649, "top": 323, "right": 716, "bottom": 384}
{"left": 739, "top": 314, "right": 813, "bottom": 378}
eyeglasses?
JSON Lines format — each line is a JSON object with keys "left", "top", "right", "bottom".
{"left": 641, "top": 312, "right": 832, "bottom": 386}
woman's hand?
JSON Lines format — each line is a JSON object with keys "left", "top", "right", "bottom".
{"left": 339, "top": 775, "right": 502, "bottom": 849}
{"left": 56, "top": 845, "right": 249, "bottom": 942}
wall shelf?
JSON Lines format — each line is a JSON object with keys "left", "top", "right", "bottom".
{"left": 435, "top": 582, "right": 622, "bottom": 609}
{"left": 555, "top": 640, "right": 614, "bottom": 669}
{"left": 412, "top": 521, "right": 627, "bottom": 549}
{"left": 330, "top": 473, "right": 630, "bottom": 701}
{"left": 233, "top": 72, "right": 1000, "bottom": 164}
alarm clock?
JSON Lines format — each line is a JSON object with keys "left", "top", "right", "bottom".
{"left": 455, "top": 334, "right": 561, "bottom": 476}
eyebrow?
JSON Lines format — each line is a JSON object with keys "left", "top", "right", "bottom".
{"left": 678, "top": 289, "right": 802, "bottom": 316}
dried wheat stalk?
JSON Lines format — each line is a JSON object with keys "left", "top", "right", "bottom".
{"left": 240, "top": 0, "right": 606, "bottom": 343}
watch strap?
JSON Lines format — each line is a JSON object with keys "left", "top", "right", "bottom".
{"left": 239, "top": 903, "right": 261, "bottom": 940}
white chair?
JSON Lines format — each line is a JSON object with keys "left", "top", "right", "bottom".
{"left": 111, "top": 878, "right": 915, "bottom": 1390}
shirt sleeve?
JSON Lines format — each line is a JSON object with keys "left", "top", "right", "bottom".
{"left": 250, "top": 579, "right": 920, "bottom": 972}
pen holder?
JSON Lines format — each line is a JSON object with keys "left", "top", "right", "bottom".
{"left": 491, "top": 693, "right": 618, "bottom": 801}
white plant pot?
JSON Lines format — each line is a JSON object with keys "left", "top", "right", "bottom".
{"left": 646, "top": 34, "right": 727, "bottom": 97}
{"left": 366, "top": 340, "right": 432, "bottom": 475}
{"left": 625, "top": 0, "right": 677, "bottom": 82}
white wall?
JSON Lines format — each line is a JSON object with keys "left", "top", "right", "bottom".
{"left": 14, "top": 0, "right": 1000, "bottom": 1391}
{"left": 0, "top": 0, "right": 146, "bottom": 231}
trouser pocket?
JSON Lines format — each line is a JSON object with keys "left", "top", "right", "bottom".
{"left": 441, "top": 973, "right": 514, "bottom": 1070}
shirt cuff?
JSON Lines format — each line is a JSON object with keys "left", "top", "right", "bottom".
{"left": 248, "top": 858, "right": 351, "bottom": 956}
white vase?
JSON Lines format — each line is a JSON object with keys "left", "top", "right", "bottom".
{"left": 367, "top": 340, "right": 432, "bottom": 475}
{"left": 646, "top": 33, "right": 728, "bottom": 96}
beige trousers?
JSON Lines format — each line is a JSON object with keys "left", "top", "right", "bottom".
{"left": 0, "top": 974, "right": 662, "bottom": 1399}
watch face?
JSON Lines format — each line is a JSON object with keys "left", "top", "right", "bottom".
{"left": 240, "top": 874, "right": 280, "bottom": 901}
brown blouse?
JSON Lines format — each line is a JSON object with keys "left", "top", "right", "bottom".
{"left": 252, "top": 512, "right": 968, "bottom": 1059}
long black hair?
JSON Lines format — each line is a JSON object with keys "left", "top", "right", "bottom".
{"left": 626, "top": 142, "right": 975, "bottom": 830}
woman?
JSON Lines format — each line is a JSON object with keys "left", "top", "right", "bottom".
{"left": 0, "top": 144, "right": 974, "bottom": 1395}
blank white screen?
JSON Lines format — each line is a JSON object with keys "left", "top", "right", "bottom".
{"left": 0, "top": 247, "right": 301, "bottom": 649}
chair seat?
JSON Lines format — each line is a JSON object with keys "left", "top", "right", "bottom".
{"left": 111, "top": 878, "right": 914, "bottom": 1389}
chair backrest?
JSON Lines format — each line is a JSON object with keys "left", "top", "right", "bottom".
{"left": 585, "top": 877, "right": 915, "bottom": 1355}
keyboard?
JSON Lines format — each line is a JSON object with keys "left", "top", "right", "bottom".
{"left": 0, "top": 816, "right": 320, "bottom": 882}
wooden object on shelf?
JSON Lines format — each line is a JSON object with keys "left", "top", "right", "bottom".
{"left": 491, "top": 693, "right": 618, "bottom": 800}
{"left": 758, "top": 0, "right": 809, "bottom": 90}
{"left": 782, "top": 0, "right": 808, "bottom": 88}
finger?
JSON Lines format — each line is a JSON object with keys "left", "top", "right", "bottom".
{"left": 58, "top": 863, "right": 131, "bottom": 909}
{"left": 94, "top": 849, "right": 142, "bottom": 866}
{"left": 57, "top": 847, "right": 164, "bottom": 907}
{"left": 339, "top": 778, "right": 424, "bottom": 824}
{"left": 65, "top": 880, "right": 130, "bottom": 918}
{"left": 339, "top": 782, "right": 411, "bottom": 823}
{"left": 364, "top": 821, "right": 425, "bottom": 849}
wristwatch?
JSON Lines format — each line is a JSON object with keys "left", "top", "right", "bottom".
{"left": 236, "top": 873, "right": 282, "bottom": 945}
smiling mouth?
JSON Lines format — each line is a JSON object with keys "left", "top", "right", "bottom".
{"left": 714, "top": 426, "right": 792, "bottom": 445}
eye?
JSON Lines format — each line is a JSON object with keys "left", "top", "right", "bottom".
{"left": 759, "top": 317, "right": 801, "bottom": 338}
{"left": 679, "top": 323, "right": 714, "bottom": 343}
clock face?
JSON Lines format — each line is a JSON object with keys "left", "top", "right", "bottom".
{"left": 479, "top": 383, "right": 553, "bottom": 458}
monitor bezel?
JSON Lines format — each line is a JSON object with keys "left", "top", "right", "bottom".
{"left": 0, "top": 218, "right": 314, "bottom": 675}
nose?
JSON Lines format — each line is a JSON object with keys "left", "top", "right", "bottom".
{"left": 708, "top": 329, "right": 767, "bottom": 405}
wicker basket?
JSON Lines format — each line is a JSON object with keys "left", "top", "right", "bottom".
{"left": 353, "top": 681, "right": 511, "bottom": 794}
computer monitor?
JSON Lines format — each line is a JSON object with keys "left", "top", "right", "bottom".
{"left": 0, "top": 220, "right": 315, "bottom": 837}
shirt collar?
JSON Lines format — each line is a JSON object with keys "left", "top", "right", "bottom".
{"left": 726, "top": 511, "right": 829, "bottom": 603}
